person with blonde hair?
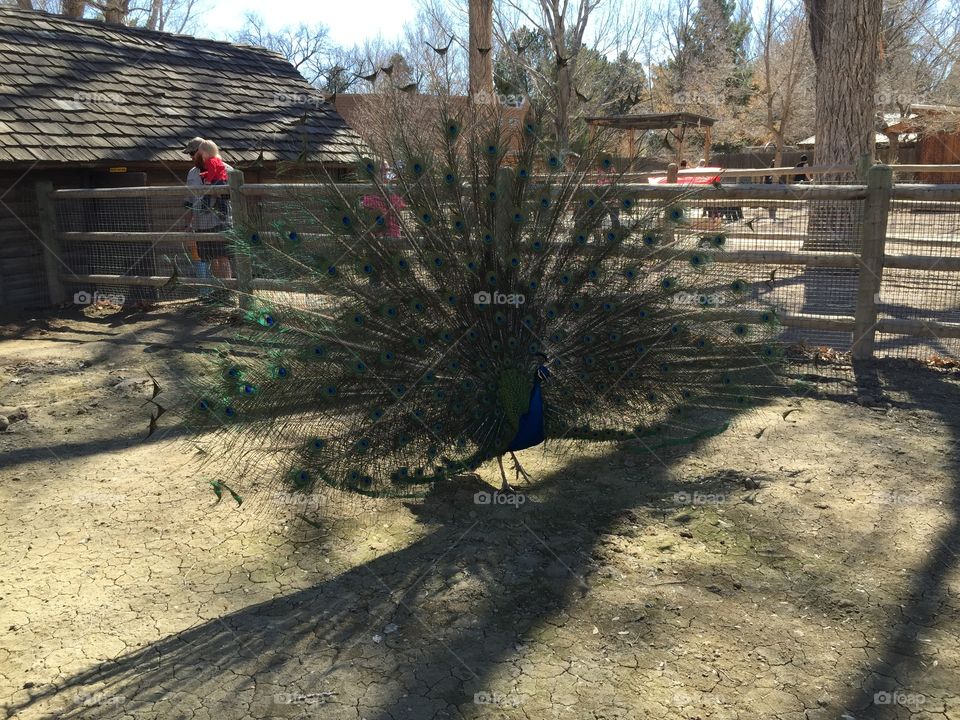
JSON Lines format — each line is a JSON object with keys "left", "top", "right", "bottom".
{"left": 197, "top": 139, "right": 228, "bottom": 185}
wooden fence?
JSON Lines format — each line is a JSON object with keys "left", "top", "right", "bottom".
{"left": 38, "top": 164, "right": 960, "bottom": 361}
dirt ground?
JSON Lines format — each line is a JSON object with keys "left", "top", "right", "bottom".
{"left": 0, "top": 304, "right": 958, "bottom": 720}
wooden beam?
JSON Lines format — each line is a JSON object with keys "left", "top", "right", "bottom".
{"left": 34, "top": 180, "right": 67, "bottom": 306}
{"left": 852, "top": 165, "right": 893, "bottom": 360}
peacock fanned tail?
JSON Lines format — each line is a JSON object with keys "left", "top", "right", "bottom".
{"left": 183, "top": 93, "right": 782, "bottom": 502}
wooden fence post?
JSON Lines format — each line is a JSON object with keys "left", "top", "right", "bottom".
{"left": 34, "top": 180, "right": 68, "bottom": 306}
{"left": 228, "top": 170, "right": 253, "bottom": 309}
{"left": 852, "top": 164, "right": 893, "bottom": 360}
{"left": 666, "top": 162, "right": 678, "bottom": 183}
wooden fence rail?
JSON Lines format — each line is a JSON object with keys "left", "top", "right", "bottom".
{"left": 39, "top": 164, "right": 960, "bottom": 361}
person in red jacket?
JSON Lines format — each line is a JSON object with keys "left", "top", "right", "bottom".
{"left": 198, "top": 140, "right": 228, "bottom": 184}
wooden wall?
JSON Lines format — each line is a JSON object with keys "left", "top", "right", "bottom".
{"left": 916, "top": 132, "right": 960, "bottom": 183}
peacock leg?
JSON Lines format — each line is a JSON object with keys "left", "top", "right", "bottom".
{"left": 496, "top": 455, "right": 515, "bottom": 493}
{"left": 509, "top": 451, "right": 531, "bottom": 483}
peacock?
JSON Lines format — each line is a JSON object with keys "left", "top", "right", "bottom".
{"left": 178, "top": 95, "right": 782, "bottom": 504}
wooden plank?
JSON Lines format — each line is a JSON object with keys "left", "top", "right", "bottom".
{"left": 229, "top": 169, "right": 253, "bottom": 310}
{"left": 883, "top": 254, "right": 960, "bottom": 271}
{"left": 64, "top": 273, "right": 238, "bottom": 289}
{"left": 58, "top": 231, "right": 204, "bottom": 243}
{"left": 877, "top": 318, "right": 960, "bottom": 339}
{"left": 891, "top": 184, "right": 960, "bottom": 201}
{"left": 34, "top": 179, "right": 66, "bottom": 306}
{"left": 853, "top": 165, "right": 892, "bottom": 360}
{"left": 51, "top": 185, "right": 231, "bottom": 199}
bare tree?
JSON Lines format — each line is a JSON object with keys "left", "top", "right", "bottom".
{"left": 231, "top": 13, "right": 333, "bottom": 86}
{"left": 494, "top": 0, "right": 626, "bottom": 151}
{"left": 6, "top": 0, "right": 203, "bottom": 30}
{"left": 752, "top": 0, "right": 814, "bottom": 164}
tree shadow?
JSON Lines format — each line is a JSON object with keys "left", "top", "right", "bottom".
{"left": 3, "top": 423, "right": 794, "bottom": 720}
{"left": 837, "top": 365, "right": 960, "bottom": 718}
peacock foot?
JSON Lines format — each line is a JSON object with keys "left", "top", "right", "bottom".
{"left": 509, "top": 451, "right": 532, "bottom": 483}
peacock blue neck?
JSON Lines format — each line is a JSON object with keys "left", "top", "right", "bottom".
{"left": 507, "top": 369, "right": 547, "bottom": 452}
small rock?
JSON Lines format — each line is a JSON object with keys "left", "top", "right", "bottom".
{"left": 372, "top": 634, "right": 383, "bottom": 643}
{"left": 383, "top": 623, "right": 399, "bottom": 635}
{"left": 814, "top": 502, "right": 829, "bottom": 509}
{"left": 0, "top": 416, "right": 8, "bottom": 432}
{"left": 76, "top": 407, "right": 87, "bottom": 415}
{"left": 679, "top": 529, "right": 694, "bottom": 539}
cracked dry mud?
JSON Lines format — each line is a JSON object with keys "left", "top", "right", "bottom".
{"left": 0, "top": 306, "right": 958, "bottom": 720}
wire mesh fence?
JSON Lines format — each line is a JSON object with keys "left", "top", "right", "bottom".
{"left": 43, "top": 174, "right": 960, "bottom": 361}
{"left": 876, "top": 197, "right": 960, "bottom": 359}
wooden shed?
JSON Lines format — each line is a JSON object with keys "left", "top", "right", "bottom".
{"left": 884, "top": 104, "right": 960, "bottom": 183}
{"left": 0, "top": 7, "right": 361, "bottom": 312}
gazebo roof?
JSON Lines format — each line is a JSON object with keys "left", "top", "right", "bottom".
{"left": 584, "top": 112, "right": 717, "bottom": 130}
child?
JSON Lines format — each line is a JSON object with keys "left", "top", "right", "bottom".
{"left": 198, "top": 140, "right": 228, "bottom": 185}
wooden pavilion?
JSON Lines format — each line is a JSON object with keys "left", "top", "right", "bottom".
{"left": 585, "top": 112, "right": 717, "bottom": 167}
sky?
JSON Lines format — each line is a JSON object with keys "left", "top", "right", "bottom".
{"left": 200, "top": 0, "right": 418, "bottom": 46}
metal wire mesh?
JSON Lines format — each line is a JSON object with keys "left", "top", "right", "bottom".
{"left": 877, "top": 197, "right": 960, "bottom": 360}
{"left": 54, "top": 189, "right": 234, "bottom": 306}
{"left": 46, "top": 180, "right": 960, "bottom": 361}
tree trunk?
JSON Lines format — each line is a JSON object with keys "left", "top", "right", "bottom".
{"left": 468, "top": 0, "right": 494, "bottom": 100}
{"left": 805, "top": 0, "right": 882, "bottom": 181}
{"left": 802, "top": 0, "right": 882, "bottom": 254}
{"left": 799, "top": 0, "right": 882, "bottom": 350}
{"left": 146, "top": 0, "right": 162, "bottom": 29}
{"left": 102, "top": 0, "right": 130, "bottom": 24}
{"left": 61, "top": 0, "right": 86, "bottom": 18}
{"left": 555, "top": 62, "right": 572, "bottom": 153}
{"left": 16, "top": 0, "right": 34, "bottom": 10}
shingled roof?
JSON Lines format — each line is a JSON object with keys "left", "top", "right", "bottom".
{"left": 0, "top": 7, "right": 361, "bottom": 166}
